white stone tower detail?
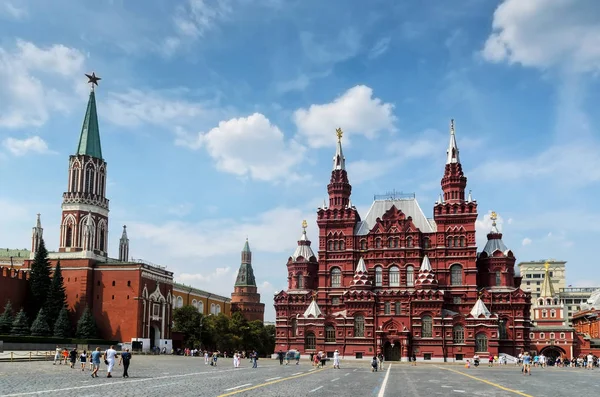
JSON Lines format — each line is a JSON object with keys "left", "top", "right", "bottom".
{"left": 119, "top": 225, "right": 129, "bottom": 262}
{"left": 31, "top": 213, "right": 43, "bottom": 254}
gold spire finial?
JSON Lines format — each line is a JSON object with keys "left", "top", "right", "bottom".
{"left": 490, "top": 211, "right": 497, "bottom": 222}
{"left": 478, "top": 290, "right": 484, "bottom": 298}
{"left": 450, "top": 119, "right": 455, "bottom": 134}
{"left": 302, "top": 219, "right": 307, "bottom": 230}
{"left": 544, "top": 262, "right": 550, "bottom": 271}
{"left": 336, "top": 127, "right": 343, "bottom": 141}
{"left": 312, "top": 291, "right": 317, "bottom": 301}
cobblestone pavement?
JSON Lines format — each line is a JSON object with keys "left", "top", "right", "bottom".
{"left": 0, "top": 357, "right": 597, "bottom": 396}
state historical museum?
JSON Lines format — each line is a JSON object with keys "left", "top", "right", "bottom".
{"left": 274, "top": 123, "right": 531, "bottom": 362}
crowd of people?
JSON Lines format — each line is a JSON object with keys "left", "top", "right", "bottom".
{"left": 53, "top": 345, "right": 132, "bottom": 378}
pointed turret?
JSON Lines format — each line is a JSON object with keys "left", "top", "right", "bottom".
{"left": 481, "top": 211, "right": 509, "bottom": 256}
{"left": 440, "top": 119, "right": 467, "bottom": 203}
{"left": 477, "top": 211, "right": 517, "bottom": 288}
{"left": 77, "top": 89, "right": 103, "bottom": 159}
{"left": 539, "top": 262, "right": 556, "bottom": 298}
{"left": 415, "top": 255, "right": 438, "bottom": 288}
{"left": 327, "top": 128, "right": 352, "bottom": 209}
{"left": 350, "top": 257, "right": 372, "bottom": 288}
{"left": 292, "top": 220, "right": 316, "bottom": 261}
{"left": 303, "top": 297, "right": 322, "bottom": 318}
{"left": 470, "top": 297, "right": 492, "bottom": 318}
{"left": 235, "top": 239, "right": 256, "bottom": 287}
{"left": 31, "top": 213, "right": 43, "bottom": 253}
{"left": 231, "top": 238, "right": 265, "bottom": 322}
{"left": 119, "top": 225, "right": 129, "bottom": 262}
{"left": 446, "top": 119, "right": 460, "bottom": 164}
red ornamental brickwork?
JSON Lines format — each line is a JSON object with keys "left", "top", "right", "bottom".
{"left": 274, "top": 123, "right": 532, "bottom": 362}
{"left": 0, "top": 267, "right": 30, "bottom": 312}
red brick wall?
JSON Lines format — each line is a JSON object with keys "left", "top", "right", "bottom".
{"left": 0, "top": 266, "right": 30, "bottom": 313}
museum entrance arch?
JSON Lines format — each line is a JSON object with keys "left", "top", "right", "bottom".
{"left": 540, "top": 345, "right": 566, "bottom": 360}
{"left": 384, "top": 341, "right": 401, "bottom": 361}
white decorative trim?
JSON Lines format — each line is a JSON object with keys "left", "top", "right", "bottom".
{"left": 142, "top": 271, "right": 173, "bottom": 284}
{"left": 149, "top": 283, "right": 166, "bottom": 302}
{"left": 61, "top": 203, "right": 109, "bottom": 217}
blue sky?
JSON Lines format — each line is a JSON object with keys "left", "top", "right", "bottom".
{"left": 1, "top": 0, "right": 600, "bottom": 321}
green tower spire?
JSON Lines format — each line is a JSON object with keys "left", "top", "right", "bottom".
{"left": 235, "top": 239, "right": 256, "bottom": 287}
{"left": 76, "top": 73, "right": 103, "bottom": 159}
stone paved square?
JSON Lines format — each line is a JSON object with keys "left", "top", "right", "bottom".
{"left": 0, "top": 357, "right": 598, "bottom": 396}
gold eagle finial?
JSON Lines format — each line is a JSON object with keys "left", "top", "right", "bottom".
{"left": 302, "top": 219, "right": 307, "bottom": 230}
{"left": 336, "top": 127, "right": 343, "bottom": 141}
{"left": 490, "top": 211, "right": 497, "bottom": 222}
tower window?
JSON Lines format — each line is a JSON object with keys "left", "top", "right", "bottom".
{"left": 375, "top": 266, "right": 382, "bottom": 287}
{"left": 389, "top": 266, "right": 400, "bottom": 287}
{"left": 331, "top": 268, "right": 342, "bottom": 288}
{"left": 459, "top": 236, "right": 465, "bottom": 247}
{"left": 495, "top": 271, "right": 501, "bottom": 286}
{"left": 406, "top": 266, "right": 414, "bottom": 287}
{"left": 394, "top": 302, "right": 401, "bottom": 314}
{"left": 297, "top": 274, "right": 304, "bottom": 289}
{"left": 406, "top": 237, "right": 413, "bottom": 248}
{"left": 450, "top": 264, "right": 463, "bottom": 286}
{"left": 65, "top": 225, "right": 73, "bottom": 248}
{"left": 421, "top": 315, "right": 433, "bottom": 338}
{"left": 99, "top": 225, "right": 105, "bottom": 252}
{"left": 85, "top": 166, "right": 94, "bottom": 193}
{"left": 384, "top": 302, "right": 390, "bottom": 314}
{"left": 423, "top": 237, "right": 430, "bottom": 249}
{"left": 375, "top": 238, "right": 381, "bottom": 248}
{"left": 360, "top": 239, "right": 367, "bottom": 250}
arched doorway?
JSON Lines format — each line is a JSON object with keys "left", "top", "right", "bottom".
{"left": 383, "top": 341, "right": 400, "bottom": 361}
{"left": 540, "top": 346, "right": 566, "bottom": 360}
{"left": 150, "top": 325, "right": 161, "bottom": 349}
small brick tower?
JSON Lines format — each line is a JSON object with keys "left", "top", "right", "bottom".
{"left": 231, "top": 239, "right": 265, "bottom": 322}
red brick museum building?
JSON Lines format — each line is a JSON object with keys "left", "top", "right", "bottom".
{"left": 274, "top": 123, "right": 532, "bottom": 361}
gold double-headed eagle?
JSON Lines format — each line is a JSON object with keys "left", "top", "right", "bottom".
{"left": 302, "top": 219, "right": 307, "bottom": 230}
{"left": 490, "top": 211, "right": 497, "bottom": 221}
{"left": 336, "top": 127, "right": 343, "bottom": 140}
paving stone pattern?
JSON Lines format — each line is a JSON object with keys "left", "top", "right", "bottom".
{"left": 0, "top": 356, "right": 597, "bottom": 396}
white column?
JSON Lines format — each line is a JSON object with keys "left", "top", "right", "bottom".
{"left": 161, "top": 301, "right": 166, "bottom": 338}
{"left": 142, "top": 300, "right": 146, "bottom": 338}
{"left": 147, "top": 300, "right": 152, "bottom": 338}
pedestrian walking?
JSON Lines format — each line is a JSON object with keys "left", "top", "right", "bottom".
{"left": 333, "top": 350, "right": 340, "bottom": 369}
{"left": 119, "top": 348, "right": 132, "bottom": 378}
{"left": 204, "top": 351, "right": 209, "bottom": 365}
{"left": 252, "top": 351, "right": 258, "bottom": 368}
{"left": 90, "top": 347, "right": 102, "bottom": 378}
{"left": 278, "top": 350, "right": 284, "bottom": 365}
{"left": 53, "top": 346, "right": 61, "bottom": 365}
{"left": 69, "top": 348, "right": 77, "bottom": 368}
{"left": 79, "top": 350, "right": 87, "bottom": 371}
{"left": 371, "top": 356, "right": 378, "bottom": 372}
{"left": 104, "top": 345, "right": 118, "bottom": 378}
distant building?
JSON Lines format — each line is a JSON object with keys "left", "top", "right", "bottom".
{"left": 572, "top": 290, "right": 600, "bottom": 355}
{"left": 518, "top": 259, "right": 566, "bottom": 301}
{"left": 231, "top": 239, "right": 265, "bottom": 322}
{"left": 0, "top": 248, "right": 30, "bottom": 268}
{"left": 172, "top": 283, "right": 231, "bottom": 316}
{"left": 558, "top": 287, "right": 598, "bottom": 322}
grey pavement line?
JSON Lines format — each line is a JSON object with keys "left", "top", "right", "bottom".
{"left": 377, "top": 364, "right": 392, "bottom": 397}
{"left": 0, "top": 367, "right": 250, "bottom": 397}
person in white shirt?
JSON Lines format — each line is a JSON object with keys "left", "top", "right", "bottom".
{"left": 587, "top": 353, "right": 594, "bottom": 369}
{"left": 333, "top": 350, "right": 341, "bottom": 369}
{"left": 53, "top": 346, "right": 61, "bottom": 365}
{"left": 103, "top": 345, "right": 118, "bottom": 378}
{"left": 204, "top": 351, "right": 209, "bottom": 365}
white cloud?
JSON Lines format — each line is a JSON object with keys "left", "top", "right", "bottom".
{"left": 275, "top": 74, "right": 310, "bottom": 94}
{"left": 522, "top": 237, "right": 532, "bottom": 246}
{"left": 300, "top": 28, "right": 361, "bottom": 65}
{"left": 173, "top": 0, "right": 232, "bottom": 39}
{"left": 177, "top": 113, "right": 306, "bottom": 182}
{"left": 482, "top": 0, "right": 600, "bottom": 72}
{"left": 475, "top": 210, "right": 504, "bottom": 244}
{"left": 2, "top": 136, "right": 52, "bottom": 156}
{"left": 177, "top": 267, "right": 232, "bottom": 283}
{"left": 293, "top": 85, "right": 396, "bottom": 148}
{"left": 0, "top": 40, "right": 85, "bottom": 128}
{"left": 368, "top": 37, "right": 391, "bottom": 59}
{"left": 167, "top": 203, "right": 194, "bottom": 217}
{"left": 1, "top": 1, "right": 27, "bottom": 19}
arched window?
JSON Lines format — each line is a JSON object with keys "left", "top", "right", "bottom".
{"left": 65, "top": 225, "right": 73, "bottom": 247}
{"left": 333, "top": 241, "right": 339, "bottom": 251}
{"left": 297, "top": 274, "right": 304, "bottom": 289}
{"left": 450, "top": 264, "right": 463, "bottom": 286}
{"left": 384, "top": 302, "right": 391, "bottom": 314}
{"left": 198, "top": 301, "right": 204, "bottom": 313}
{"left": 453, "top": 325, "right": 464, "bottom": 343}
{"left": 388, "top": 238, "right": 394, "bottom": 248}
{"left": 475, "top": 333, "right": 488, "bottom": 352}
{"left": 375, "top": 266, "right": 383, "bottom": 287}
{"left": 459, "top": 236, "right": 465, "bottom": 247}
{"left": 291, "top": 318, "right": 297, "bottom": 337}
{"left": 447, "top": 236, "right": 453, "bottom": 247}
{"left": 354, "top": 315, "right": 365, "bottom": 337}
{"left": 192, "top": 299, "right": 198, "bottom": 308}
{"left": 423, "top": 237, "right": 430, "bottom": 249}
{"left": 331, "top": 268, "right": 342, "bottom": 288}
{"left": 389, "top": 266, "right": 400, "bottom": 287}
{"left": 453, "top": 236, "right": 459, "bottom": 247}
{"left": 339, "top": 240, "right": 345, "bottom": 250}
{"left": 360, "top": 239, "right": 367, "bottom": 250}
{"left": 406, "top": 237, "right": 413, "bottom": 248}
{"left": 176, "top": 296, "right": 183, "bottom": 308}
{"left": 328, "top": 241, "right": 334, "bottom": 251}
{"left": 499, "top": 319, "right": 508, "bottom": 339}
{"left": 406, "top": 266, "right": 414, "bottom": 287}
{"left": 71, "top": 167, "right": 79, "bottom": 192}
{"left": 542, "top": 310, "right": 547, "bottom": 318}
{"left": 99, "top": 174, "right": 105, "bottom": 196}
{"left": 422, "top": 315, "right": 433, "bottom": 338}
{"left": 305, "top": 332, "right": 316, "bottom": 350}
{"left": 550, "top": 310, "right": 556, "bottom": 318}
{"left": 495, "top": 271, "right": 501, "bottom": 286}
{"left": 375, "top": 238, "right": 381, "bottom": 248}
{"left": 85, "top": 165, "right": 94, "bottom": 193}
{"left": 395, "top": 302, "right": 401, "bottom": 314}
{"left": 550, "top": 332, "right": 555, "bottom": 339}
{"left": 325, "top": 326, "right": 335, "bottom": 342}
{"left": 99, "top": 225, "right": 105, "bottom": 252}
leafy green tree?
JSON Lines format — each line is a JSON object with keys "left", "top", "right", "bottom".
{"left": 173, "top": 305, "right": 203, "bottom": 347}
{"left": 44, "top": 260, "right": 66, "bottom": 329}
{"left": 11, "top": 308, "right": 30, "bottom": 336}
{"left": 29, "top": 239, "right": 52, "bottom": 316}
{"left": 30, "top": 308, "right": 52, "bottom": 336}
{"left": 53, "top": 307, "right": 71, "bottom": 338}
{"left": 75, "top": 307, "right": 97, "bottom": 338}
{"left": 0, "top": 300, "right": 15, "bottom": 334}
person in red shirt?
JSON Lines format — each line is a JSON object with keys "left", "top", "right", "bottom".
{"left": 488, "top": 354, "right": 494, "bottom": 367}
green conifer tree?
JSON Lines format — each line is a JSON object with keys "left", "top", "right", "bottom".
{"left": 11, "top": 309, "right": 30, "bottom": 336}
{"left": 53, "top": 307, "right": 71, "bottom": 338}
{"left": 75, "top": 307, "right": 97, "bottom": 339}
{"left": 0, "top": 300, "right": 15, "bottom": 334}
{"left": 29, "top": 238, "right": 52, "bottom": 316}
{"left": 44, "top": 260, "right": 66, "bottom": 329}
{"left": 30, "top": 308, "right": 52, "bottom": 336}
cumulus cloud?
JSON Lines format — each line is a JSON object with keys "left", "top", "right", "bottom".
{"left": 2, "top": 136, "right": 52, "bottom": 156}
{"left": 482, "top": 0, "right": 600, "bottom": 72}
{"left": 0, "top": 40, "right": 86, "bottom": 128}
{"left": 176, "top": 113, "right": 306, "bottom": 182}
{"left": 293, "top": 85, "right": 396, "bottom": 148}
{"left": 522, "top": 237, "right": 532, "bottom": 246}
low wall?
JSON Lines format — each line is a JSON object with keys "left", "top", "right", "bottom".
{"left": 2, "top": 342, "right": 119, "bottom": 352}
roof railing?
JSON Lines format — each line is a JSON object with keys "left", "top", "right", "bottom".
{"left": 374, "top": 189, "right": 415, "bottom": 201}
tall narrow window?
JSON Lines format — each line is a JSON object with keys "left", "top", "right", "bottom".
{"left": 453, "top": 325, "right": 464, "bottom": 343}
{"left": 453, "top": 236, "right": 459, "bottom": 247}
{"left": 422, "top": 315, "right": 433, "bottom": 338}
{"left": 99, "top": 174, "right": 105, "bottom": 196}
{"left": 354, "top": 315, "right": 365, "bottom": 337}
{"left": 85, "top": 166, "right": 94, "bottom": 193}
{"left": 375, "top": 238, "right": 381, "bottom": 248}
{"left": 360, "top": 240, "right": 367, "bottom": 250}
{"left": 450, "top": 265, "right": 463, "bottom": 286}
{"left": 475, "top": 333, "right": 488, "bottom": 352}
{"left": 333, "top": 241, "right": 339, "bottom": 251}
{"left": 384, "top": 302, "right": 391, "bottom": 314}
{"left": 406, "top": 237, "right": 413, "bottom": 248}
{"left": 99, "top": 225, "right": 105, "bottom": 252}
{"left": 406, "top": 266, "right": 414, "bottom": 287}
{"left": 328, "top": 241, "right": 334, "bottom": 251}
{"left": 291, "top": 318, "right": 297, "bottom": 337}
{"left": 459, "top": 236, "right": 465, "bottom": 247}
{"left": 305, "top": 332, "right": 316, "bottom": 350}
{"left": 423, "top": 237, "right": 430, "bottom": 249}
{"left": 389, "top": 266, "right": 400, "bottom": 287}
{"left": 495, "top": 271, "right": 501, "bottom": 286}
{"left": 297, "top": 274, "right": 304, "bottom": 289}
{"left": 499, "top": 319, "right": 507, "bottom": 339}
{"left": 339, "top": 240, "right": 345, "bottom": 250}
{"left": 71, "top": 168, "right": 78, "bottom": 192}
{"left": 447, "top": 236, "right": 453, "bottom": 247}
{"left": 331, "top": 268, "right": 342, "bottom": 288}
{"left": 65, "top": 225, "right": 73, "bottom": 247}
{"left": 395, "top": 302, "right": 401, "bottom": 314}
{"left": 325, "top": 326, "right": 335, "bottom": 342}
{"left": 375, "top": 266, "right": 383, "bottom": 287}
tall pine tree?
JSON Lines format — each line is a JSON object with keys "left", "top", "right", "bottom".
{"left": 44, "top": 260, "right": 66, "bottom": 329}
{"left": 11, "top": 309, "right": 30, "bottom": 336}
{"left": 53, "top": 307, "right": 71, "bottom": 338}
{"left": 30, "top": 308, "right": 51, "bottom": 336}
{"left": 76, "top": 307, "right": 97, "bottom": 339}
{"left": 0, "top": 300, "right": 15, "bottom": 334}
{"left": 29, "top": 238, "right": 52, "bottom": 316}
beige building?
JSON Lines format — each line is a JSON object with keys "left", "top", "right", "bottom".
{"left": 559, "top": 287, "right": 598, "bottom": 322}
{"left": 172, "top": 282, "right": 231, "bottom": 317}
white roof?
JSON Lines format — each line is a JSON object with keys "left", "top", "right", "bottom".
{"left": 420, "top": 255, "right": 432, "bottom": 272}
{"left": 303, "top": 299, "right": 322, "bottom": 318}
{"left": 356, "top": 257, "right": 367, "bottom": 273}
{"left": 470, "top": 298, "right": 491, "bottom": 318}
{"left": 354, "top": 198, "right": 436, "bottom": 235}
{"left": 292, "top": 230, "right": 316, "bottom": 261}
